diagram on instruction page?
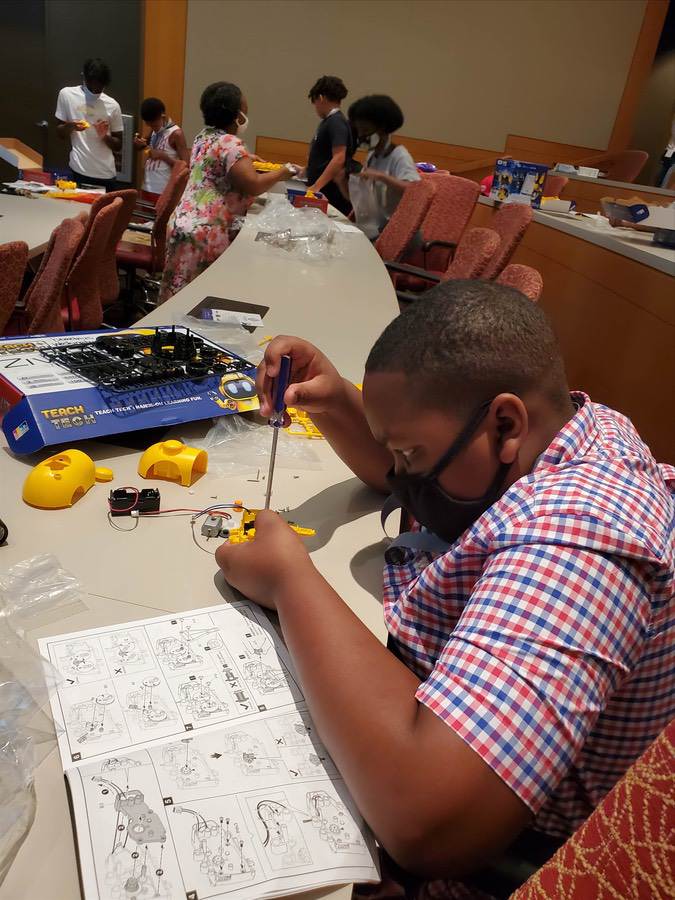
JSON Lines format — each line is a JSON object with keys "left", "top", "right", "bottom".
{"left": 177, "top": 675, "right": 229, "bottom": 723}
{"left": 54, "top": 639, "right": 107, "bottom": 685}
{"left": 69, "top": 691, "right": 124, "bottom": 747}
{"left": 155, "top": 621, "right": 224, "bottom": 671}
{"left": 101, "top": 756, "right": 142, "bottom": 774}
{"left": 240, "top": 622, "right": 288, "bottom": 694}
{"left": 268, "top": 714, "right": 337, "bottom": 778}
{"left": 91, "top": 776, "right": 172, "bottom": 899}
{"left": 102, "top": 630, "right": 151, "bottom": 676}
{"left": 252, "top": 794, "right": 312, "bottom": 869}
{"left": 307, "top": 790, "right": 366, "bottom": 853}
{"left": 173, "top": 805, "right": 256, "bottom": 888}
{"left": 223, "top": 731, "right": 281, "bottom": 776}
{"left": 126, "top": 677, "right": 175, "bottom": 729}
{"left": 160, "top": 739, "right": 219, "bottom": 789}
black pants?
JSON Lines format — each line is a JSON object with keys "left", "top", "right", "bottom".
{"left": 68, "top": 169, "right": 118, "bottom": 192}
{"left": 321, "top": 180, "right": 352, "bottom": 217}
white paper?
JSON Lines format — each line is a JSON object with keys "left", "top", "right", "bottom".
{"left": 202, "top": 309, "right": 264, "bottom": 328}
{"left": 334, "top": 222, "right": 363, "bottom": 234}
{"left": 40, "top": 601, "right": 380, "bottom": 899}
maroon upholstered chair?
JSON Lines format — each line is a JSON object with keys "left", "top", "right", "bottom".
{"left": 0, "top": 241, "right": 29, "bottom": 334}
{"left": 66, "top": 198, "right": 121, "bottom": 330}
{"left": 412, "top": 174, "right": 479, "bottom": 271}
{"left": 374, "top": 179, "right": 435, "bottom": 265}
{"left": 575, "top": 149, "right": 648, "bottom": 183}
{"left": 116, "top": 161, "right": 188, "bottom": 280}
{"left": 97, "top": 189, "right": 138, "bottom": 303}
{"left": 496, "top": 263, "right": 543, "bottom": 301}
{"left": 481, "top": 203, "right": 533, "bottom": 279}
{"left": 388, "top": 227, "right": 500, "bottom": 303}
{"left": 12, "top": 218, "right": 85, "bottom": 335}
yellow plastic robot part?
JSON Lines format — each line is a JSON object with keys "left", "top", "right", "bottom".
{"left": 77, "top": 119, "right": 90, "bottom": 129}
{"left": 22, "top": 449, "right": 113, "bottom": 509}
{"left": 253, "top": 160, "right": 283, "bottom": 172}
{"left": 225, "top": 509, "right": 315, "bottom": 544}
{"left": 286, "top": 406, "right": 324, "bottom": 439}
{"left": 55, "top": 179, "right": 77, "bottom": 191}
{"left": 304, "top": 190, "right": 316, "bottom": 199}
{"left": 138, "top": 440, "right": 208, "bottom": 487}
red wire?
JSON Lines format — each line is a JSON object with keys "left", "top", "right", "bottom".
{"left": 108, "top": 486, "right": 140, "bottom": 514}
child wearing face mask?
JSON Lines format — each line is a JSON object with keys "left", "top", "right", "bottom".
{"left": 159, "top": 81, "right": 294, "bottom": 302}
{"left": 215, "top": 279, "right": 675, "bottom": 899}
{"left": 348, "top": 94, "right": 420, "bottom": 234}
{"left": 55, "top": 57, "right": 123, "bottom": 192}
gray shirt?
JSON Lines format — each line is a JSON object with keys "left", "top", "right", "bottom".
{"left": 366, "top": 143, "right": 420, "bottom": 230}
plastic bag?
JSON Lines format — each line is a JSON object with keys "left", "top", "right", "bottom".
{"left": 178, "top": 317, "right": 264, "bottom": 367}
{"left": 251, "top": 200, "right": 344, "bottom": 261}
{"left": 187, "top": 414, "right": 322, "bottom": 477}
{"left": 348, "top": 174, "right": 382, "bottom": 239}
{"left": 0, "top": 554, "right": 86, "bottom": 634}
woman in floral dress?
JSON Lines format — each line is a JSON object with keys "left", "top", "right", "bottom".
{"left": 159, "top": 81, "right": 294, "bottom": 301}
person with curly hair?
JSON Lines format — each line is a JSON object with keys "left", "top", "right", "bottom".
{"left": 304, "top": 75, "right": 354, "bottom": 215}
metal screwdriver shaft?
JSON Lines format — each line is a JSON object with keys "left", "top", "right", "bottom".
{"left": 264, "top": 355, "right": 291, "bottom": 510}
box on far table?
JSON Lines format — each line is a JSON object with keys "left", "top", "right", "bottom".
{"left": 489, "top": 158, "right": 549, "bottom": 208}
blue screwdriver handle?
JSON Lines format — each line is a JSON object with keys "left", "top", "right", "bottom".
{"left": 269, "top": 355, "right": 291, "bottom": 427}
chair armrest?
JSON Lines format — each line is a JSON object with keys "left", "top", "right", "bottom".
{"left": 422, "top": 239, "right": 457, "bottom": 253}
{"left": 384, "top": 260, "right": 442, "bottom": 283}
{"left": 131, "top": 210, "right": 155, "bottom": 221}
{"left": 135, "top": 199, "right": 156, "bottom": 210}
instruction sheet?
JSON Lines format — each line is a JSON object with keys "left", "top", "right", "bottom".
{"left": 40, "top": 601, "right": 379, "bottom": 899}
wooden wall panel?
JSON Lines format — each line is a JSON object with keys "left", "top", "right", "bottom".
{"left": 142, "top": 0, "right": 187, "bottom": 125}
{"left": 560, "top": 178, "right": 675, "bottom": 214}
{"left": 504, "top": 134, "right": 602, "bottom": 166}
{"left": 471, "top": 203, "right": 674, "bottom": 462}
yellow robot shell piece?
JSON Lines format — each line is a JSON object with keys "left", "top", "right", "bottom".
{"left": 225, "top": 509, "right": 315, "bottom": 543}
{"left": 22, "top": 449, "right": 113, "bottom": 509}
{"left": 286, "top": 406, "right": 323, "bottom": 439}
{"left": 138, "top": 440, "right": 208, "bottom": 487}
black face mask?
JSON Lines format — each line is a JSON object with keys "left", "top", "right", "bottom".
{"left": 386, "top": 401, "right": 511, "bottom": 545}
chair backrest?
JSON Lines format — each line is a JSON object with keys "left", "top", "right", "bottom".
{"left": 543, "top": 174, "right": 568, "bottom": 197}
{"left": 375, "top": 179, "right": 436, "bottom": 263}
{"left": 25, "top": 217, "right": 85, "bottom": 334}
{"left": 482, "top": 203, "right": 533, "bottom": 279}
{"left": 0, "top": 241, "right": 29, "bottom": 333}
{"left": 100, "top": 189, "right": 138, "bottom": 302}
{"left": 511, "top": 717, "right": 675, "bottom": 900}
{"left": 151, "top": 161, "right": 189, "bottom": 271}
{"left": 420, "top": 174, "right": 479, "bottom": 270}
{"left": 496, "top": 263, "right": 543, "bottom": 301}
{"left": 67, "top": 198, "right": 121, "bottom": 330}
{"left": 577, "top": 149, "right": 649, "bottom": 183}
{"left": 445, "top": 227, "right": 500, "bottom": 280}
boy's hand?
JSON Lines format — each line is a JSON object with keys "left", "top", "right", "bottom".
{"left": 215, "top": 510, "right": 313, "bottom": 610}
{"left": 257, "top": 336, "right": 344, "bottom": 422}
{"left": 134, "top": 133, "right": 148, "bottom": 149}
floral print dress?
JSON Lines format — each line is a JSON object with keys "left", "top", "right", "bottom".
{"left": 159, "top": 127, "right": 251, "bottom": 302}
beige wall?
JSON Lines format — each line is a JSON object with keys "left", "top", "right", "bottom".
{"left": 183, "top": 0, "right": 646, "bottom": 153}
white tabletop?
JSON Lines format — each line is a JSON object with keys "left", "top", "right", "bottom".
{"left": 0, "top": 208, "right": 398, "bottom": 899}
{"left": 478, "top": 196, "right": 675, "bottom": 276}
{"left": 0, "top": 193, "right": 82, "bottom": 257}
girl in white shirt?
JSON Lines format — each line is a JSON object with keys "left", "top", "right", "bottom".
{"left": 348, "top": 95, "right": 420, "bottom": 234}
{"left": 134, "top": 97, "right": 190, "bottom": 201}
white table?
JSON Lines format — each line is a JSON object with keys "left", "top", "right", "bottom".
{"left": 0, "top": 193, "right": 82, "bottom": 258}
{"left": 0, "top": 210, "right": 398, "bottom": 899}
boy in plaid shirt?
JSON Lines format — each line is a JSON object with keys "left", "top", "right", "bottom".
{"left": 217, "top": 281, "right": 674, "bottom": 896}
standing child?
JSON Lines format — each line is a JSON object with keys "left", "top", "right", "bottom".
{"left": 304, "top": 75, "right": 354, "bottom": 215}
{"left": 134, "top": 97, "right": 190, "bottom": 202}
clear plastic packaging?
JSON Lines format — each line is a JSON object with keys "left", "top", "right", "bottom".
{"left": 178, "top": 317, "right": 264, "bottom": 366}
{"left": 0, "top": 554, "right": 86, "bottom": 634}
{"left": 251, "top": 200, "right": 345, "bottom": 261}
{"left": 187, "top": 414, "right": 323, "bottom": 477}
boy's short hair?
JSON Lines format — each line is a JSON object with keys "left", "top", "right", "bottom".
{"left": 308, "top": 75, "right": 348, "bottom": 103}
{"left": 348, "top": 95, "right": 404, "bottom": 134}
{"left": 82, "top": 58, "right": 111, "bottom": 87}
{"left": 365, "top": 280, "right": 569, "bottom": 414}
{"left": 200, "top": 81, "right": 242, "bottom": 129}
{"left": 140, "top": 97, "right": 165, "bottom": 123}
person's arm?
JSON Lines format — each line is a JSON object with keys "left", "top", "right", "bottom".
{"left": 103, "top": 131, "right": 123, "bottom": 152}
{"left": 56, "top": 119, "right": 87, "bottom": 140}
{"left": 215, "top": 514, "right": 531, "bottom": 876}
{"left": 169, "top": 127, "right": 190, "bottom": 165}
{"left": 360, "top": 168, "right": 413, "bottom": 193}
{"left": 308, "top": 146, "right": 346, "bottom": 194}
{"left": 229, "top": 155, "right": 294, "bottom": 196}
{"left": 103, "top": 102, "right": 123, "bottom": 152}
{"left": 361, "top": 149, "right": 420, "bottom": 194}
{"left": 216, "top": 521, "right": 647, "bottom": 877}
{"left": 256, "top": 336, "right": 392, "bottom": 491}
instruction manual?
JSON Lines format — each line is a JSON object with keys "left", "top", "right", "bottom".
{"left": 39, "top": 600, "right": 380, "bottom": 900}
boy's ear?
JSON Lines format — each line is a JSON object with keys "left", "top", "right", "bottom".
{"left": 492, "top": 394, "right": 528, "bottom": 465}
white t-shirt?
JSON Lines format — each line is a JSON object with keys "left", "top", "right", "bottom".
{"left": 142, "top": 122, "right": 180, "bottom": 195}
{"left": 55, "top": 85, "right": 123, "bottom": 179}
{"left": 366, "top": 142, "right": 420, "bottom": 229}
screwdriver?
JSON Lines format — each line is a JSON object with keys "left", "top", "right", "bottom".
{"left": 264, "top": 354, "right": 292, "bottom": 510}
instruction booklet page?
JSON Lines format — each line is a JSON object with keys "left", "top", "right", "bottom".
{"left": 39, "top": 600, "right": 379, "bottom": 899}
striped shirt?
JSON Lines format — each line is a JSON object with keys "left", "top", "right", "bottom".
{"left": 383, "top": 392, "right": 675, "bottom": 838}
